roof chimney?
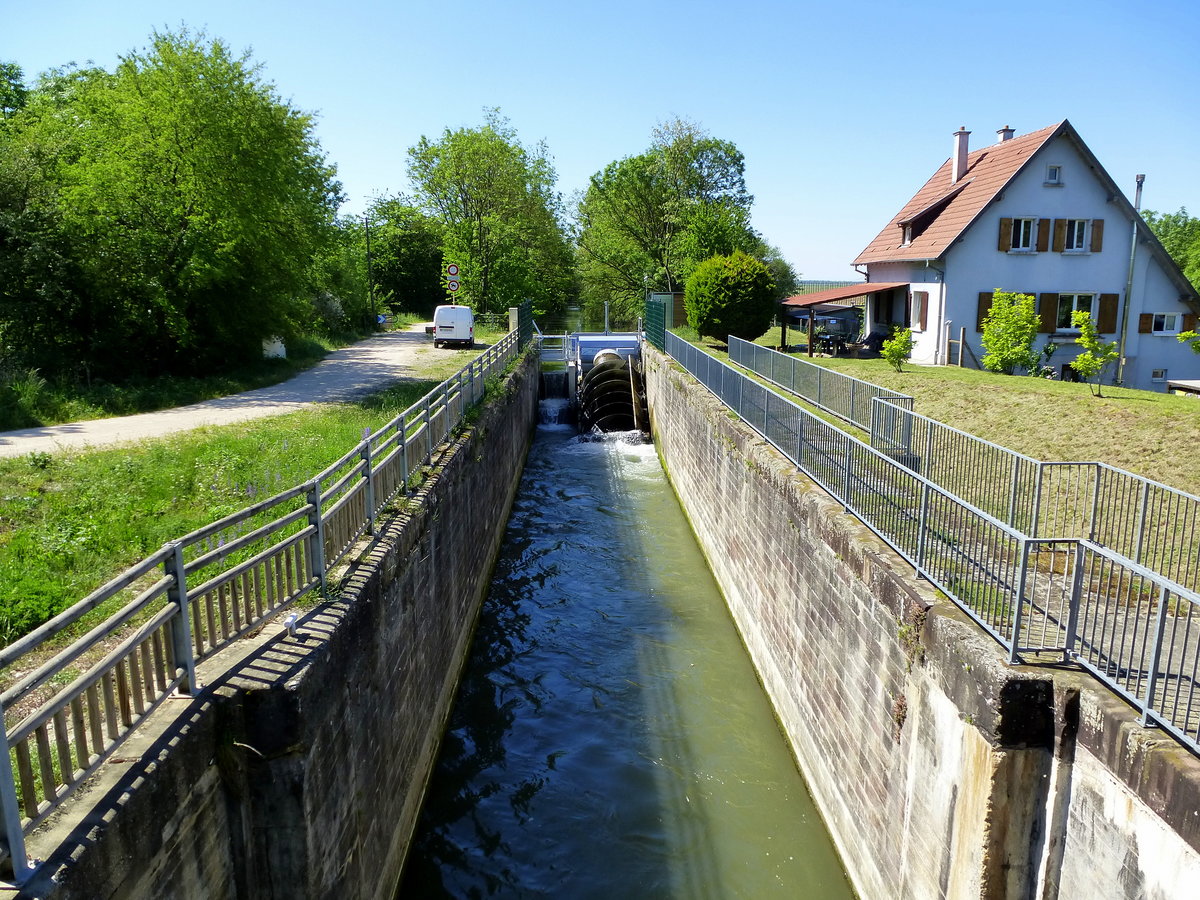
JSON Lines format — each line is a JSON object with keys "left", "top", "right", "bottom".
{"left": 996, "top": 125, "right": 1015, "bottom": 143}
{"left": 952, "top": 126, "right": 971, "bottom": 183}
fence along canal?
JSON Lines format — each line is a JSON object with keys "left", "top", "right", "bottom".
{"left": 399, "top": 414, "right": 853, "bottom": 897}
{"left": 679, "top": 332, "right": 1200, "bottom": 756}
{"left": 0, "top": 330, "right": 523, "bottom": 886}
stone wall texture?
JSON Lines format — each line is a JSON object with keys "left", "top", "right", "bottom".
{"left": 25, "top": 351, "right": 538, "bottom": 900}
{"left": 643, "top": 346, "right": 1200, "bottom": 900}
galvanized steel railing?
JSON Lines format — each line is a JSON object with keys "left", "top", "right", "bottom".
{"left": 0, "top": 329, "right": 523, "bottom": 884}
{"left": 728, "top": 336, "right": 915, "bottom": 431}
{"left": 729, "top": 338, "right": 1200, "bottom": 596}
{"left": 664, "top": 331, "right": 1200, "bottom": 756}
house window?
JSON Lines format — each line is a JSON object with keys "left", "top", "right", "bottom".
{"left": 1151, "top": 313, "right": 1180, "bottom": 334}
{"left": 1063, "top": 219, "right": 1089, "bottom": 251}
{"left": 901, "top": 224, "right": 913, "bottom": 246}
{"left": 1010, "top": 217, "right": 1037, "bottom": 251}
{"left": 1045, "top": 165, "right": 1063, "bottom": 185}
{"left": 1057, "top": 293, "right": 1094, "bottom": 330}
{"left": 1151, "top": 368, "right": 1167, "bottom": 383}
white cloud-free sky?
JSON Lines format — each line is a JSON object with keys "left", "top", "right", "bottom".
{"left": 6, "top": 0, "right": 1198, "bottom": 279}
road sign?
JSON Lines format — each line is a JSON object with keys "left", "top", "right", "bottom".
{"left": 446, "top": 264, "right": 459, "bottom": 277}
{"left": 447, "top": 280, "right": 460, "bottom": 292}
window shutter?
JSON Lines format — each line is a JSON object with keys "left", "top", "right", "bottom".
{"left": 1090, "top": 219, "right": 1104, "bottom": 252}
{"left": 1183, "top": 314, "right": 1198, "bottom": 333}
{"left": 977, "top": 291, "right": 994, "bottom": 331}
{"left": 1138, "top": 313, "right": 1153, "bottom": 333}
{"left": 1037, "top": 219, "right": 1051, "bottom": 252}
{"left": 915, "top": 291, "right": 929, "bottom": 332}
{"left": 1097, "top": 294, "right": 1118, "bottom": 333}
{"left": 1038, "top": 294, "right": 1059, "bottom": 333}
{"left": 1052, "top": 219, "right": 1067, "bottom": 253}
{"left": 998, "top": 219, "right": 1012, "bottom": 252}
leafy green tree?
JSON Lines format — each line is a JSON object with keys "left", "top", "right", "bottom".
{"left": 0, "top": 31, "right": 342, "bottom": 378}
{"left": 575, "top": 120, "right": 764, "bottom": 326}
{"left": 361, "top": 198, "right": 444, "bottom": 318}
{"left": 980, "top": 291, "right": 1041, "bottom": 375}
{"left": 1178, "top": 330, "right": 1200, "bottom": 354}
{"left": 1069, "top": 310, "right": 1120, "bottom": 396}
{"left": 1143, "top": 208, "right": 1200, "bottom": 291}
{"left": 882, "top": 327, "right": 914, "bottom": 372}
{"left": 685, "top": 250, "right": 775, "bottom": 342}
{"left": 407, "top": 110, "right": 573, "bottom": 318}
{"left": 0, "top": 62, "right": 27, "bottom": 120}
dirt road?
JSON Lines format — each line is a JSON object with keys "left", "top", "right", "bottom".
{"left": 0, "top": 328, "right": 438, "bottom": 458}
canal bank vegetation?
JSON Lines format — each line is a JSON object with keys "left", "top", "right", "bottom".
{"left": 0, "top": 326, "right": 513, "bottom": 646}
{"left": 677, "top": 329, "right": 1200, "bottom": 496}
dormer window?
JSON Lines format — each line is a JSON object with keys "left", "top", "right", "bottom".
{"left": 901, "top": 224, "right": 913, "bottom": 246}
{"left": 1045, "top": 164, "right": 1063, "bottom": 185}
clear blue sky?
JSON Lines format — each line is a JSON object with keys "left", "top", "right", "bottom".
{"left": 6, "top": 0, "right": 1198, "bottom": 279}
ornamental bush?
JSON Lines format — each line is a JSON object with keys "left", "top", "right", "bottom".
{"left": 981, "top": 291, "right": 1041, "bottom": 375}
{"left": 684, "top": 250, "right": 776, "bottom": 342}
{"left": 881, "top": 327, "right": 914, "bottom": 372}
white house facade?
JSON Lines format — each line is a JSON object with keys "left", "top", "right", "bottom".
{"left": 845, "top": 121, "right": 1199, "bottom": 391}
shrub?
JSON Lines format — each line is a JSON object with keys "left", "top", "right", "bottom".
{"left": 685, "top": 250, "right": 776, "bottom": 342}
{"left": 881, "top": 327, "right": 914, "bottom": 372}
{"left": 1070, "top": 310, "right": 1120, "bottom": 396}
{"left": 981, "top": 291, "right": 1040, "bottom": 375}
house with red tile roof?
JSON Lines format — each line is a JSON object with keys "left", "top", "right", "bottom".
{"left": 808, "top": 121, "right": 1200, "bottom": 390}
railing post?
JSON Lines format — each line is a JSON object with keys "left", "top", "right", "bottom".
{"left": 1133, "top": 479, "right": 1151, "bottom": 565}
{"left": 0, "top": 697, "right": 31, "bottom": 885}
{"left": 1063, "top": 541, "right": 1086, "bottom": 661}
{"left": 1088, "top": 464, "right": 1103, "bottom": 543}
{"left": 1139, "top": 584, "right": 1171, "bottom": 727}
{"left": 361, "top": 434, "right": 376, "bottom": 536}
{"left": 164, "top": 541, "right": 198, "bottom": 692}
{"left": 849, "top": 380, "right": 858, "bottom": 428}
{"left": 842, "top": 439, "right": 854, "bottom": 511}
{"left": 306, "top": 480, "right": 327, "bottom": 595}
{"left": 1031, "top": 463, "right": 1046, "bottom": 538}
{"left": 399, "top": 417, "right": 410, "bottom": 497}
{"left": 1007, "top": 454, "right": 1021, "bottom": 529}
{"left": 915, "top": 481, "right": 932, "bottom": 575}
{"left": 1008, "top": 537, "right": 1033, "bottom": 663}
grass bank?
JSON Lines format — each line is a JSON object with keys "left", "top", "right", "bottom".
{"left": 687, "top": 329, "right": 1200, "bottom": 497}
{"left": 0, "top": 323, "right": 507, "bottom": 644}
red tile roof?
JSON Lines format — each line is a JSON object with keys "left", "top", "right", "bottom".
{"left": 782, "top": 282, "right": 908, "bottom": 308}
{"left": 853, "top": 122, "right": 1065, "bottom": 265}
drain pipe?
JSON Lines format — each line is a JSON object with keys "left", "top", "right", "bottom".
{"left": 1117, "top": 174, "right": 1145, "bottom": 386}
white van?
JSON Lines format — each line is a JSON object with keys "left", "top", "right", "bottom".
{"left": 430, "top": 304, "right": 475, "bottom": 349}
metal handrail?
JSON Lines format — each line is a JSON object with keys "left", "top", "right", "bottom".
{"left": 664, "top": 331, "right": 1200, "bottom": 759}
{"left": 0, "top": 327, "right": 525, "bottom": 884}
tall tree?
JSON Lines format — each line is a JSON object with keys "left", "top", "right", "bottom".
{"left": 1143, "top": 207, "right": 1200, "bottom": 291}
{"left": 407, "top": 110, "right": 574, "bottom": 317}
{"left": 575, "top": 120, "right": 767, "bottom": 326}
{"left": 365, "top": 197, "right": 445, "bottom": 318}
{"left": 0, "top": 61, "right": 27, "bottom": 120}
{"left": 0, "top": 31, "right": 342, "bottom": 378}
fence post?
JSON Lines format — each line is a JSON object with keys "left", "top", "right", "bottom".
{"left": 1138, "top": 584, "right": 1172, "bottom": 727}
{"left": 1031, "top": 463, "right": 1046, "bottom": 538}
{"left": 915, "top": 481, "right": 932, "bottom": 575}
{"left": 1087, "top": 464, "right": 1103, "bottom": 543}
{"left": 1008, "top": 538, "right": 1033, "bottom": 664}
{"left": 1133, "top": 479, "right": 1151, "bottom": 566}
{"left": 361, "top": 435, "right": 376, "bottom": 536}
{"left": 1007, "top": 454, "right": 1021, "bottom": 528}
{"left": 306, "top": 480, "right": 327, "bottom": 595}
{"left": 399, "top": 416, "right": 410, "bottom": 497}
{"left": 164, "top": 542, "right": 198, "bottom": 692}
{"left": 842, "top": 439, "right": 854, "bottom": 511}
{"left": 1063, "top": 541, "right": 1085, "bottom": 662}
{"left": 849, "top": 380, "right": 858, "bottom": 428}
{"left": 0, "top": 698, "right": 31, "bottom": 885}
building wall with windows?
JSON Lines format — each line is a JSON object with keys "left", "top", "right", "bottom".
{"left": 866, "top": 133, "right": 1198, "bottom": 388}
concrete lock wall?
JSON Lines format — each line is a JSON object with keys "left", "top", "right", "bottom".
{"left": 643, "top": 346, "right": 1200, "bottom": 900}
{"left": 26, "top": 351, "right": 539, "bottom": 900}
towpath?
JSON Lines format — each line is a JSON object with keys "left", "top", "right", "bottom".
{"left": 0, "top": 326, "right": 436, "bottom": 458}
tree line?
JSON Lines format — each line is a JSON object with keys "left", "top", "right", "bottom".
{"left": 1, "top": 29, "right": 800, "bottom": 388}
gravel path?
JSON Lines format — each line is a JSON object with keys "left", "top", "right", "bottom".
{"left": 0, "top": 327, "right": 437, "bottom": 458}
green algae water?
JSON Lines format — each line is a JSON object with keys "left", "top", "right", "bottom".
{"left": 398, "top": 414, "right": 853, "bottom": 898}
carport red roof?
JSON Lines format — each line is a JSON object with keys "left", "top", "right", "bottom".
{"left": 781, "top": 283, "right": 908, "bottom": 308}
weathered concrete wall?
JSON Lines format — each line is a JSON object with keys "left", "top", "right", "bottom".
{"left": 644, "top": 346, "right": 1200, "bottom": 900}
{"left": 24, "top": 351, "right": 538, "bottom": 900}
